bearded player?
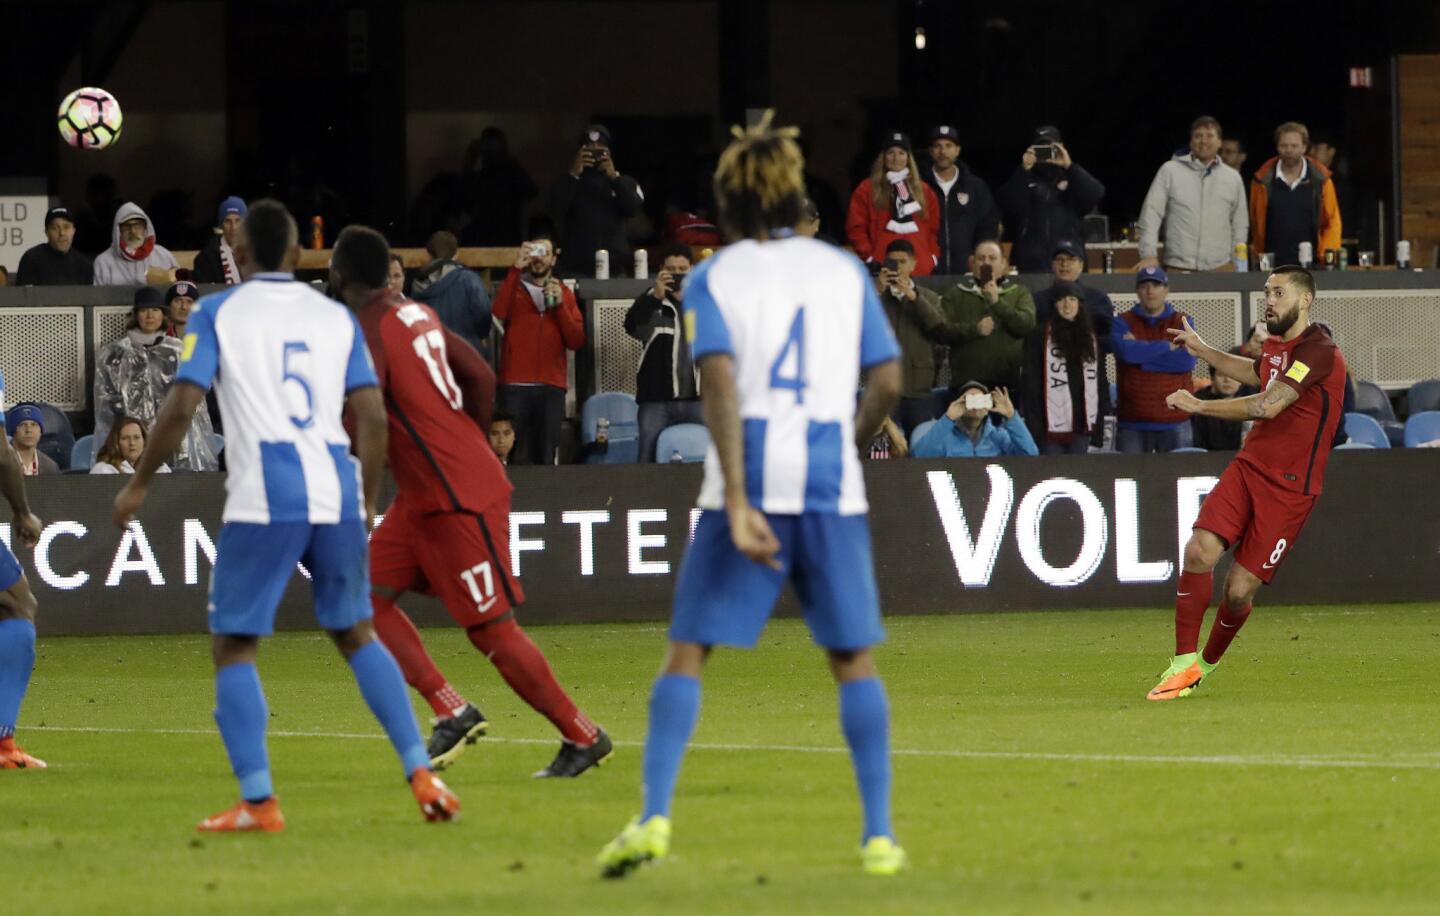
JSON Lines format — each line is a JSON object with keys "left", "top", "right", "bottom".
{"left": 1149, "top": 265, "right": 1345, "bottom": 700}
{"left": 330, "top": 226, "right": 611, "bottom": 777}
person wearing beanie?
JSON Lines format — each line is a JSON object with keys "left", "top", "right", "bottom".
{"left": 997, "top": 126, "right": 1105, "bottom": 273}
{"left": 15, "top": 207, "right": 94, "bottom": 286}
{"left": 5, "top": 404, "right": 58, "bottom": 476}
{"left": 93, "top": 286, "right": 218, "bottom": 471}
{"left": 544, "top": 125, "right": 644, "bottom": 277}
{"left": 193, "top": 196, "right": 248, "bottom": 284}
{"left": 845, "top": 131, "right": 941, "bottom": 274}
{"left": 165, "top": 279, "right": 200, "bottom": 337}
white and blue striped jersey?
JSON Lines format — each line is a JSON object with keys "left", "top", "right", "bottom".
{"left": 683, "top": 237, "right": 900, "bottom": 516}
{"left": 176, "top": 273, "right": 379, "bottom": 525}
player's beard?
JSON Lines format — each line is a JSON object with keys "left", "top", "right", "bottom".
{"left": 1265, "top": 307, "right": 1299, "bottom": 336}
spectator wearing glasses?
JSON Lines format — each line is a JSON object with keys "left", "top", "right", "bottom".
{"left": 623, "top": 244, "right": 704, "bottom": 462}
{"left": 846, "top": 131, "right": 941, "bottom": 274}
{"left": 91, "top": 201, "right": 178, "bottom": 286}
{"left": 921, "top": 125, "right": 999, "bottom": 275}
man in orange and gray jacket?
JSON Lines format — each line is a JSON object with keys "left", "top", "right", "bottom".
{"left": 1248, "top": 121, "right": 1341, "bottom": 266}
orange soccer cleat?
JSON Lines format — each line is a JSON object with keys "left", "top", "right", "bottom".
{"left": 197, "top": 797, "right": 286, "bottom": 833}
{"left": 0, "top": 740, "right": 47, "bottom": 769}
{"left": 411, "top": 768, "right": 461, "bottom": 822}
{"left": 1146, "top": 658, "right": 1205, "bottom": 701}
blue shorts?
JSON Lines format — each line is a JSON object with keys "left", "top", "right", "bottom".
{"left": 208, "top": 521, "right": 372, "bottom": 636}
{"left": 670, "top": 511, "right": 885, "bottom": 652}
{"left": 0, "top": 540, "right": 22, "bottom": 592}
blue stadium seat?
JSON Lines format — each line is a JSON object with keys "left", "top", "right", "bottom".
{"left": 1333, "top": 441, "right": 1375, "bottom": 450}
{"left": 1407, "top": 379, "right": 1440, "bottom": 416}
{"left": 909, "top": 419, "right": 938, "bottom": 449}
{"left": 1403, "top": 410, "right": 1440, "bottom": 448}
{"left": 1171, "top": 447, "right": 1207, "bottom": 453}
{"left": 928, "top": 386, "right": 951, "bottom": 421}
{"left": 71, "top": 435, "right": 96, "bottom": 471}
{"left": 580, "top": 392, "right": 639, "bottom": 445}
{"left": 655, "top": 423, "right": 711, "bottom": 463}
{"left": 1355, "top": 380, "right": 1396, "bottom": 421}
{"left": 1343, "top": 412, "right": 1391, "bottom": 449}
{"left": 29, "top": 402, "right": 75, "bottom": 471}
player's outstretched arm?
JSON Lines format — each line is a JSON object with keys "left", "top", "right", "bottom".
{"left": 0, "top": 437, "right": 42, "bottom": 547}
{"left": 1167, "top": 321, "right": 1261, "bottom": 386}
{"left": 855, "top": 359, "right": 902, "bottom": 451}
{"left": 1167, "top": 382, "right": 1299, "bottom": 421}
{"left": 113, "top": 381, "right": 207, "bottom": 527}
{"left": 346, "top": 386, "right": 389, "bottom": 522}
{"left": 698, "top": 353, "right": 780, "bottom": 570}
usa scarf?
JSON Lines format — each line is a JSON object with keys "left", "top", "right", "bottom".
{"left": 885, "top": 168, "right": 922, "bottom": 234}
{"left": 1044, "top": 326, "right": 1099, "bottom": 435}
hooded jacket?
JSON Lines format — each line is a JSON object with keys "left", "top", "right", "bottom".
{"left": 411, "top": 260, "right": 494, "bottom": 362}
{"left": 492, "top": 267, "right": 584, "bottom": 389}
{"left": 92, "top": 202, "right": 178, "bottom": 286}
{"left": 1137, "top": 152, "right": 1247, "bottom": 271}
{"left": 94, "top": 329, "right": 218, "bottom": 471}
{"left": 1248, "top": 155, "right": 1342, "bottom": 262}
{"left": 997, "top": 163, "right": 1105, "bottom": 274}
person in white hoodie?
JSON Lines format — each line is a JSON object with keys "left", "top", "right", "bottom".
{"left": 1136, "top": 116, "right": 1248, "bottom": 272}
{"left": 92, "top": 201, "right": 179, "bottom": 285}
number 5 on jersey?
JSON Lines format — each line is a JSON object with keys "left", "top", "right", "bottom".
{"left": 769, "top": 306, "right": 807, "bottom": 403}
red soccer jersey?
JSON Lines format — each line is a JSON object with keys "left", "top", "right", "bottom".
{"left": 1236, "top": 323, "right": 1347, "bottom": 495}
{"left": 357, "top": 291, "right": 511, "bottom": 514}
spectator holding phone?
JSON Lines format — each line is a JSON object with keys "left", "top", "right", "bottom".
{"left": 922, "top": 125, "right": 1000, "bottom": 275}
{"left": 1136, "top": 116, "right": 1247, "bottom": 272}
{"left": 845, "top": 131, "right": 941, "bottom": 274}
{"left": 875, "top": 239, "right": 950, "bottom": 436}
{"left": 997, "top": 126, "right": 1105, "bottom": 274}
{"left": 935, "top": 239, "right": 1036, "bottom": 393}
{"left": 911, "top": 381, "right": 1038, "bottom": 458}
{"left": 623, "top": 243, "right": 704, "bottom": 462}
{"left": 545, "top": 124, "right": 644, "bottom": 277}
{"left": 493, "top": 235, "right": 584, "bottom": 464}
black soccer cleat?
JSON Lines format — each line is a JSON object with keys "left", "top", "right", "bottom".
{"left": 427, "top": 704, "right": 489, "bottom": 771}
{"left": 533, "top": 728, "right": 613, "bottom": 778}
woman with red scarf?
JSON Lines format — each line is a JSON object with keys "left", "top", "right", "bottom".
{"left": 92, "top": 201, "right": 178, "bottom": 286}
{"left": 845, "top": 131, "right": 940, "bottom": 274}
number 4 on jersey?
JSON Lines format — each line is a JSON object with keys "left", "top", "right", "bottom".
{"left": 769, "top": 306, "right": 807, "bottom": 404}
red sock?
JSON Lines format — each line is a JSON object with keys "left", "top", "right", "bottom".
{"left": 468, "top": 619, "right": 599, "bottom": 745}
{"left": 1174, "top": 570, "right": 1213, "bottom": 655}
{"left": 370, "top": 594, "right": 469, "bottom": 717}
{"left": 1202, "top": 601, "right": 1252, "bottom": 666}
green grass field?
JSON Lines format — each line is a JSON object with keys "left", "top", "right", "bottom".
{"left": 6, "top": 605, "right": 1439, "bottom": 915}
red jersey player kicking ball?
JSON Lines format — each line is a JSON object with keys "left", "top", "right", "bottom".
{"left": 1151, "top": 265, "right": 1345, "bottom": 700}
{"left": 330, "top": 226, "right": 612, "bottom": 775}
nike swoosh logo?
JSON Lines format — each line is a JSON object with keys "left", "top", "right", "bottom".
{"left": 476, "top": 596, "right": 498, "bottom": 613}
{"left": 1262, "top": 562, "right": 1277, "bottom": 569}
{"left": 1220, "top": 621, "right": 1237, "bottom": 629}
{"left": 1177, "top": 592, "right": 1191, "bottom": 597}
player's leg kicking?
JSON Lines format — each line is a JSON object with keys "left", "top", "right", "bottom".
{"left": 0, "top": 563, "right": 44, "bottom": 770}
{"left": 371, "top": 498, "right": 610, "bottom": 776}
{"left": 198, "top": 521, "right": 459, "bottom": 832}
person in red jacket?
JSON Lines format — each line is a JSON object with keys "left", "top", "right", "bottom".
{"left": 845, "top": 131, "right": 940, "bottom": 274}
{"left": 493, "top": 235, "right": 584, "bottom": 464}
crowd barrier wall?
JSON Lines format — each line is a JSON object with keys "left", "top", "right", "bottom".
{"left": 0, "top": 272, "right": 1437, "bottom": 421}
{"left": 7, "top": 451, "right": 1437, "bottom": 637}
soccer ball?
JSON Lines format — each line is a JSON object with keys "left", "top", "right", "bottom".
{"left": 57, "top": 87, "right": 123, "bottom": 150}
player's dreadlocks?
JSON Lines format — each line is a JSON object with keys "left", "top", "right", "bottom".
{"left": 713, "top": 110, "right": 806, "bottom": 241}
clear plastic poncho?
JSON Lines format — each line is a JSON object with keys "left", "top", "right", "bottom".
{"left": 93, "top": 330, "right": 218, "bottom": 471}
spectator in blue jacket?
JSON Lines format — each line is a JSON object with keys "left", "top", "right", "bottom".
{"left": 1109, "top": 267, "right": 1198, "bottom": 452}
{"left": 912, "top": 381, "right": 1038, "bottom": 458}
{"left": 411, "top": 230, "right": 494, "bottom": 362}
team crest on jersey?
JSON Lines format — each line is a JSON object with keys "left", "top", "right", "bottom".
{"left": 957, "top": 192, "right": 970, "bottom": 205}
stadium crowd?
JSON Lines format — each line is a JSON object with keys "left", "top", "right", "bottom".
{"left": 6, "top": 116, "right": 1438, "bottom": 471}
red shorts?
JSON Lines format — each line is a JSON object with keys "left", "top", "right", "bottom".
{"left": 370, "top": 495, "right": 524, "bottom": 627}
{"left": 1194, "top": 459, "right": 1317, "bottom": 584}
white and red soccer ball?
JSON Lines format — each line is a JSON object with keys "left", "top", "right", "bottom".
{"left": 57, "top": 87, "right": 123, "bottom": 150}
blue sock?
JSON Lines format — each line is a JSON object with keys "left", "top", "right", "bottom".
{"left": 0, "top": 618, "right": 37, "bottom": 740}
{"left": 214, "top": 663, "right": 272, "bottom": 802}
{"left": 641, "top": 674, "right": 701, "bottom": 820}
{"left": 839, "top": 677, "right": 892, "bottom": 842}
{"left": 348, "top": 640, "right": 429, "bottom": 777}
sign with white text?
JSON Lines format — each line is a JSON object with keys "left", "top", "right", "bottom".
{"left": 0, "top": 182, "right": 49, "bottom": 273}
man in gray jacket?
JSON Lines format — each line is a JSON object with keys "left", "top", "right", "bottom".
{"left": 1136, "top": 116, "right": 1247, "bottom": 272}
